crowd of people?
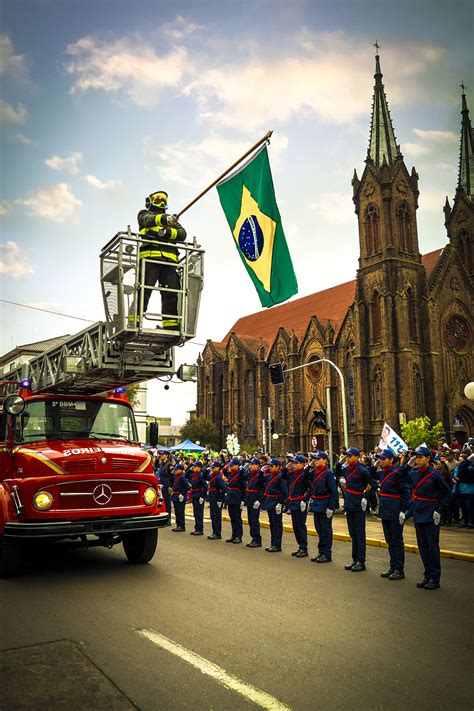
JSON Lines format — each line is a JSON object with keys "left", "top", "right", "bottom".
{"left": 150, "top": 438, "right": 474, "bottom": 591}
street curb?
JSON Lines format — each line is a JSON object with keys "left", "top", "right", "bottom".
{"left": 215, "top": 514, "right": 474, "bottom": 563}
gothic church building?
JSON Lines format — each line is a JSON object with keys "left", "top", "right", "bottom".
{"left": 197, "top": 55, "right": 474, "bottom": 452}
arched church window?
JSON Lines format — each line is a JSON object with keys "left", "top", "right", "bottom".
{"left": 372, "top": 290, "right": 382, "bottom": 342}
{"left": 407, "top": 288, "right": 417, "bottom": 341}
{"left": 458, "top": 229, "right": 472, "bottom": 273}
{"left": 414, "top": 367, "right": 424, "bottom": 415}
{"left": 365, "top": 204, "right": 380, "bottom": 255}
{"left": 206, "top": 376, "right": 212, "bottom": 418}
{"left": 346, "top": 349, "right": 356, "bottom": 426}
{"left": 397, "top": 201, "right": 412, "bottom": 252}
{"left": 246, "top": 369, "right": 255, "bottom": 435}
{"left": 373, "top": 368, "right": 383, "bottom": 419}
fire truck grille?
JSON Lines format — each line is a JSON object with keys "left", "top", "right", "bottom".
{"left": 110, "top": 457, "right": 142, "bottom": 472}
{"left": 61, "top": 458, "right": 98, "bottom": 474}
{"left": 56, "top": 479, "right": 143, "bottom": 510}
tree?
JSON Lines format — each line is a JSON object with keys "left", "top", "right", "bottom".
{"left": 180, "top": 417, "right": 221, "bottom": 450}
{"left": 125, "top": 383, "right": 141, "bottom": 408}
{"left": 401, "top": 416, "right": 443, "bottom": 449}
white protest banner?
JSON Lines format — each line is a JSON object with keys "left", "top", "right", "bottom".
{"left": 378, "top": 422, "right": 408, "bottom": 453}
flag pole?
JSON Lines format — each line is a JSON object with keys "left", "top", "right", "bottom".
{"left": 175, "top": 130, "right": 273, "bottom": 219}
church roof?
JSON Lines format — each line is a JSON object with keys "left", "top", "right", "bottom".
{"left": 458, "top": 89, "right": 474, "bottom": 197}
{"left": 367, "top": 51, "right": 401, "bottom": 168}
{"left": 214, "top": 249, "right": 444, "bottom": 351}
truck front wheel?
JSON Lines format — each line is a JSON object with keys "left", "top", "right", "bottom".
{"left": 122, "top": 529, "right": 158, "bottom": 564}
{"left": 0, "top": 535, "right": 22, "bottom": 577}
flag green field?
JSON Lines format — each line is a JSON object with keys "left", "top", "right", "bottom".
{"left": 217, "top": 145, "right": 298, "bottom": 307}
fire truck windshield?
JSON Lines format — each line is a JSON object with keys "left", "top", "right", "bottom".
{"left": 15, "top": 399, "right": 139, "bottom": 444}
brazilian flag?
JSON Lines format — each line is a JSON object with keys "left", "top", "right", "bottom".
{"left": 217, "top": 145, "right": 298, "bottom": 307}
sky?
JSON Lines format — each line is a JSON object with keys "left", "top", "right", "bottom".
{"left": 1, "top": 0, "right": 473, "bottom": 424}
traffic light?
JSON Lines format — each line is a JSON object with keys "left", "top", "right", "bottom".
{"left": 149, "top": 421, "right": 159, "bottom": 446}
{"left": 269, "top": 363, "right": 285, "bottom": 385}
{"left": 313, "top": 408, "right": 327, "bottom": 429}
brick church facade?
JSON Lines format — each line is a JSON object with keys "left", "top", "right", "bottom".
{"left": 197, "top": 54, "right": 474, "bottom": 453}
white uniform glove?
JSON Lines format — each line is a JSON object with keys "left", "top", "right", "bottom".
{"left": 408, "top": 455, "right": 417, "bottom": 468}
{"left": 253, "top": 500, "right": 261, "bottom": 510}
{"left": 240, "top": 501, "right": 244, "bottom": 510}
{"left": 361, "top": 497, "right": 367, "bottom": 512}
{"left": 275, "top": 503, "right": 282, "bottom": 515}
{"left": 300, "top": 500, "right": 307, "bottom": 512}
{"left": 433, "top": 511, "right": 441, "bottom": 526}
{"left": 178, "top": 494, "right": 184, "bottom": 503}
{"left": 399, "top": 512, "right": 406, "bottom": 525}
{"left": 217, "top": 501, "right": 222, "bottom": 508}
{"left": 326, "top": 508, "right": 334, "bottom": 519}
{"left": 199, "top": 497, "right": 204, "bottom": 505}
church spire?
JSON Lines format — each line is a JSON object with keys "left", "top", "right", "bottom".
{"left": 367, "top": 44, "right": 401, "bottom": 168}
{"left": 457, "top": 85, "right": 474, "bottom": 197}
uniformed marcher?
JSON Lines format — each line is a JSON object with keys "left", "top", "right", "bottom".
{"left": 244, "top": 458, "right": 265, "bottom": 547}
{"left": 287, "top": 455, "right": 311, "bottom": 557}
{"left": 157, "top": 453, "right": 173, "bottom": 525}
{"left": 131, "top": 190, "right": 186, "bottom": 330}
{"left": 189, "top": 460, "right": 208, "bottom": 536}
{"left": 207, "top": 461, "right": 227, "bottom": 539}
{"left": 308, "top": 451, "right": 339, "bottom": 563}
{"left": 377, "top": 449, "right": 412, "bottom": 580}
{"left": 337, "top": 447, "right": 374, "bottom": 571}
{"left": 407, "top": 445, "right": 452, "bottom": 589}
{"left": 170, "top": 463, "right": 191, "bottom": 531}
{"left": 264, "top": 458, "right": 288, "bottom": 552}
{"left": 225, "top": 458, "right": 246, "bottom": 543}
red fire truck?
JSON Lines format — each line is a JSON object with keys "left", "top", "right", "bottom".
{"left": 0, "top": 229, "right": 204, "bottom": 576}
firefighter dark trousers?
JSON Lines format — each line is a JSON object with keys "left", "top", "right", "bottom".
{"left": 291, "top": 509, "right": 308, "bottom": 550}
{"left": 210, "top": 502, "right": 222, "bottom": 536}
{"left": 382, "top": 518, "right": 405, "bottom": 571}
{"left": 228, "top": 504, "right": 243, "bottom": 539}
{"left": 173, "top": 498, "right": 186, "bottom": 529}
{"left": 415, "top": 521, "right": 441, "bottom": 583}
{"left": 247, "top": 505, "right": 262, "bottom": 544}
{"left": 192, "top": 499, "right": 204, "bottom": 533}
{"left": 346, "top": 509, "right": 366, "bottom": 563}
{"left": 141, "top": 261, "right": 180, "bottom": 316}
{"left": 313, "top": 512, "right": 333, "bottom": 558}
{"left": 267, "top": 508, "right": 283, "bottom": 548}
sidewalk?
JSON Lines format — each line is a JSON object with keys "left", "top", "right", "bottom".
{"left": 204, "top": 510, "right": 474, "bottom": 562}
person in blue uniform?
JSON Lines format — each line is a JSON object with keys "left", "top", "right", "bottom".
{"left": 244, "top": 457, "right": 265, "bottom": 547}
{"left": 407, "top": 445, "right": 452, "bottom": 589}
{"left": 264, "top": 458, "right": 288, "bottom": 552}
{"left": 308, "top": 451, "right": 339, "bottom": 563}
{"left": 170, "top": 463, "right": 191, "bottom": 531}
{"left": 337, "top": 447, "right": 374, "bottom": 571}
{"left": 207, "top": 461, "right": 227, "bottom": 540}
{"left": 377, "top": 449, "right": 412, "bottom": 580}
{"left": 189, "top": 460, "right": 208, "bottom": 536}
{"left": 225, "top": 458, "right": 246, "bottom": 543}
{"left": 157, "top": 453, "right": 173, "bottom": 525}
{"left": 287, "top": 455, "right": 311, "bottom": 558}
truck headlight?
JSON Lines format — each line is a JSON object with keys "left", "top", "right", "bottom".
{"left": 143, "top": 487, "right": 157, "bottom": 506}
{"left": 33, "top": 491, "right": 53, "bottom": 511}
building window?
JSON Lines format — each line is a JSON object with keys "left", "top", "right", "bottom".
{"left": 246, "top": 369, "right": 255, "bottom": 435}
{"left": 407, "top": 288, "right": 417, "bottom": 341}
{"left": 229, "top": 371, "right": 234, "bottom": 426}
{"left": 346, "top": 350, "right": 356, "bottom": 427}
{"left": 414, "top": 367, "right": 424, "bottom": 415}
{"left": 458, "top": 229, "right": 472, "bottom": 273}
{"left": 373, "top": 368, "right": 383, "bottom": 419}
{"left": 365, "top": 204, "right": 380, "bottom": 255}
{"left": 372, "top": 290, "right": 382, "bottom": 342}
{"left": 305, "top": 353, "right": 323, "bottom": 383}
{"left": 206, "top": 376, "right": 212, "bottom": 418}
{"left": 398, "top": 201, "right": 412, "bottom": 252}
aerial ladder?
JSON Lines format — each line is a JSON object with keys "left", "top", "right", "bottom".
{"left": 5, "top": 229, "right": 204, "bottom": 393}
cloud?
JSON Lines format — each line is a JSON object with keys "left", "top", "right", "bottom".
{"left": 143, "top": 133, "right": 288, "bottom": 187}
{"left": 0, "top": 35, "right": 28, "bottom": 80}
{"left": 161, "top": 15, "right": 203, "bottom": 40}
{"left": 412, "top": 128, "right": 458, "bottom": 143}
{"left": 45, "top": 152, "right": 83, "bottom": 174}
{"left": 0, "top": 98, "right": 28, "bottom": 124}
{"left": 13, "top": 132, "right": 32, "bottom": 145}
{"left": 84, "top": 174, "right": 123, "bottom": 191}
{"left": 0, "top": 241, "right": 35, "bottom": 278}
{"left": 309, "top": 192, "right": 354, "bottom": 224}
{"left": 0, "top": 200, "right": 10, "bottom": 216}
{"left": 17, "top": 183, "right": 82, "bottom": 224}
{"left": 418, "top": 186, "right": 448, "bottom": 212}
{"left": 65, "top": 35, "right": 188, "bottom": 107}
{"left": 403, "top": 142, "right": 430, "bottom": 157}
{"left": 403, "top": 127, "right": 458, "bottom": 159}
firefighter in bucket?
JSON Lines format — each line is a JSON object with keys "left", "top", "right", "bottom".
{"left": 130, "top": 190, "right": 186, "bottom": 330}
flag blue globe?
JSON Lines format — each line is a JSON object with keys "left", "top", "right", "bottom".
{"left": 238, "top": 215, "right": 264, "bottom": 261}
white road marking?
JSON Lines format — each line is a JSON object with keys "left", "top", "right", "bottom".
{"left": 136, "top": 628, "right": 292, "bottom": 710}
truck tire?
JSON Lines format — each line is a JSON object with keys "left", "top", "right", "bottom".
{"left": 0, "top": 535, "right": 22, "bottom": 577}
{"left": 122, "top": 529, "right": 158, "bottom": 564}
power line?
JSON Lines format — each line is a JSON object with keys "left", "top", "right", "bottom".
{"left": 0, "top": 299, "right": 95, "bottom": 322}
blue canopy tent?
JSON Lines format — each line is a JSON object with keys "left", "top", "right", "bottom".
{"left": 168, "top": 439, "right": 206, "bottom": 452}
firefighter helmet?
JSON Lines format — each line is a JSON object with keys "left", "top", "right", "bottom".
{"left": 145, "top": 190, "right": 168, "bottom": 210}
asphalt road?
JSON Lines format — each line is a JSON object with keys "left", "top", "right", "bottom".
{"left": 1, "top": 517, "right": 473, "bottom": 711}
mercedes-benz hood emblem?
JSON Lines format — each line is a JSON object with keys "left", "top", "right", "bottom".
{"left": 93, "top": 483, "right": 112, "bottom": 505}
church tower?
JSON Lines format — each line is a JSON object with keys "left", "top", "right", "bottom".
{"left": 351, "top": 49, "right": 430, "bottom": 445}
{"left": 444, "top": 87, "right": 474, "bottom": 278}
